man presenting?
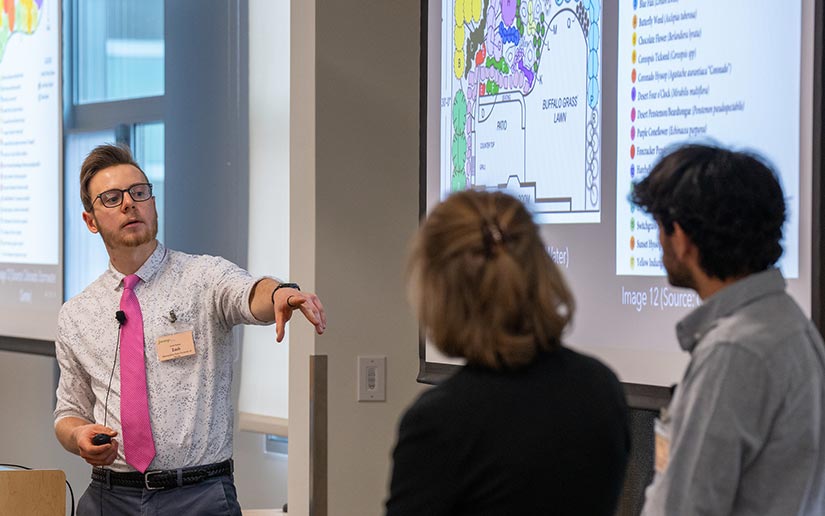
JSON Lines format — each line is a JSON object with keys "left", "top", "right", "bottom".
{"left": 633, "top": 144, "right": 825, "bottom": 515}
{"left": 54, "top": 143, "right": 326, "bottom": 515}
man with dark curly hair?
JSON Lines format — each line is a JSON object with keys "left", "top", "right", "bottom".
{"left": 633, "top": 144, "right": 825, "bottom": 516}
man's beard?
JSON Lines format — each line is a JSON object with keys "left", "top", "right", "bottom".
{"left": 663, "top": 249, "right": 696, "bottom": 290}
{"left": 96, "top": 215, "right": 158, "bottom": 249}
{"left": 661, "top": 236, "right": 696, "bottom": 290}
{"left": 666, "top": 263, "right": 695, "bottom": 290}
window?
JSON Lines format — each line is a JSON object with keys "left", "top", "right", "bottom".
{"left": 64, "top": 0, "right": 165, "bottom": 300}
{"left": 133, "top": 122, "right": 165, "bottom": 236}
{"left": 64, "top": 130, "right": 114, "bottom": 299}
{"left": 73, "top": 0, "right": 164, "bottom": 104}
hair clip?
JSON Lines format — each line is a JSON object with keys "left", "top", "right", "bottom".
{"left": 481, "top": 220, "right": 505, "bottom": 258}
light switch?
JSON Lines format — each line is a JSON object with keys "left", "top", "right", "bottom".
{"left": 358, "top": 355, "right": 386, "bottom": 401}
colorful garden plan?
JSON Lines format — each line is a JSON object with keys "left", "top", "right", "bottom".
{"left": 441, "top": 0, "right": 602, "bottom": 224}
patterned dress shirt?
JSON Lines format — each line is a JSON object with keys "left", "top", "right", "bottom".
{"left": 54, "top": 242, "right": 270, "bottom": 472}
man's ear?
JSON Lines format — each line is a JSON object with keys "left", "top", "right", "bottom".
{"left": 671, "top": 222, "right": 696, "bottom": 261}
{"left": 82, "top": 210, "right": 99, "bottom": 234}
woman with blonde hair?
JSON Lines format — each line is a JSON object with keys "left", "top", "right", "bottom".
{"left": 386, "top": 190, "right": 630, "bottom": 515}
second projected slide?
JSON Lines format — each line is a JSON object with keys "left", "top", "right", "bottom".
{"left": 0, "top": 0, "right": 60, "bottom": 265}
{"left": 0, "top": 0, "right": 61, "bottom": 342}
{"left": 616, "top": 0, "right": 801, "bottom": 277}
{"left": 442, "top": 0, "right": 602, "bottom": 223}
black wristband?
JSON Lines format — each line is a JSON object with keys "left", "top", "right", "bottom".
{"left": 271, "top": 282, "right": 301, "bottom": 305}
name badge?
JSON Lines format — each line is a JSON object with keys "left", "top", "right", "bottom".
{"left": 654, "top": 416, "right": 671, "bottom": 474}
{"left": 156, "top": 330, "right": 196, "bottom": 361}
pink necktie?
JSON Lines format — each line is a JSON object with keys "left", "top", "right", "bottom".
{"left": 119, "top": 274, "right": 156, "bottom": 472}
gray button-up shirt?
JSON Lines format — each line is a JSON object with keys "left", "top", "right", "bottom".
{"left": 54, "top": 242, "right": 270, "bottom": 472}
{"left": 642, "top": 268, "right": 825, "bottom": 515}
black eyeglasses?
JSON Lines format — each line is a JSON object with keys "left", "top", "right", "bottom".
{"left": 94, "top": 183, "right": 154, "bottom": 208}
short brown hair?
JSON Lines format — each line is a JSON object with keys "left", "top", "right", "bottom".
{"left": 409, "top": 190, "right": 575, "bottom": 370}
{"left": 80, "top": 143, "right": 146, "bottom": 212}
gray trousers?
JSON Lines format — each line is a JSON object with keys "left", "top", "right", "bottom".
{"left": 77, "top": 475, "right": 242, "bottom": 516}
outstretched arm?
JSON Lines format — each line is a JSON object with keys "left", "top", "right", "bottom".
{"left": 249, "top": 278, "right": 326, "bottom": 342}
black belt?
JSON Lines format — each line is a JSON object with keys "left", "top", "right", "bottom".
{"left": 92, "top": 459, "right": 233, "bottom": 490}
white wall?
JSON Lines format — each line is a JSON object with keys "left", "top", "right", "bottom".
{"left": 231, "top": 0, "right": 293, "bottom": 510}
{"left": 232, "top": 394, "right": 289, "bottom": 510}
{"left": 242, "top": 0, "right": 291, "bottom": 426}
{"left": 0, "top": 351, "right": 89, "bottom": 513}
{"left": 311, "top": 0, "right": 425, "bottom": 513}
{"left": 285, "top": 0, "right": 425, "bottom": 514}
{"left": 287, "top": 0, "right": 318, "bottom": 511}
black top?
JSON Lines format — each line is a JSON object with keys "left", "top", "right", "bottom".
{"left": 386, "top": 347, "right": 630, "bottom": 516}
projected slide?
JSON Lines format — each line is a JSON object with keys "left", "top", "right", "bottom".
{"left": 0, "top": 0, "right": 58, "bottom": 264}
{"left": 0, "top": 0, "right": 61, "bottom": 342}
{"left": 425, "top": 0, "right": 814, "bottom": 388}
{"left": 616, "top": 0, "right": 802, "bottom": 277}
{"left": 442, "top": 0, "right": 602, "bottom": 223}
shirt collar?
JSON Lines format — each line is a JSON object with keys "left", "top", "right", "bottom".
{"left": 675, "top": 268, "right": 786, "bottom": 353}
{"left": 107, "top": 241, "right": 168, "bottom": 289}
